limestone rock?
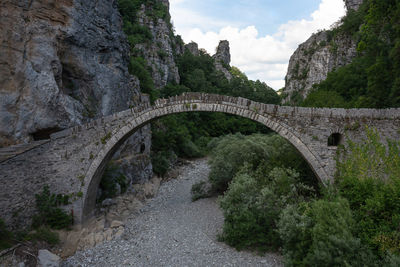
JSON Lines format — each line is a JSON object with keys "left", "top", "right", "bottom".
{"left": 37, "top": 250, "right": 60, "bottom": 267}
{"left": 104, "top": 228, "right": 113, "bottom": 241}
{"left": 114, "top": 227, "right": 125, "bottom": 238}
{"left": 111, "top": 220, "right": 124, "bottom": 228}
{"left": 95, "top": 218, "right": 105, "bottom": 232}
{"left": 214, "top": 40, "right": 231, "bottom": 65}
{"left": 282, "top": 0, "right": 364, "bottom": 104}
{"left": 345, "top": 0, "right": 363, "bottom": 10}
{"left": 94, "top": 232, "right": 104, "bottom": 244}
{"left": 135, "top": 2, "right": 182, "bottom": 89}
{"left": 0, "top": 0, "right": 152, "bottom": 196}
{"left": 282, "top": 31, "right": 357, "bottom": 104}
{"left": 213, "top": 40, "right": 233, "bottom": 81}
{"left": 0, "top": 0, "right": 143, "bottom": 144}
{"left": 144, "top": 177, "right": 161, "bottom": 198}
{"left": 102, "top": 198, "right": 117, "bottom": 207}
{"left": 84, "top": 233, "right": 96, "bottom": 248}
{"left": 61, "top": 230, "right": 81, "bottom": 258}
{"left": 185, "top": 42, "right": 200, "bottom": 56}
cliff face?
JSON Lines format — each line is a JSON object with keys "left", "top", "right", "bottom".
{"left": 135, "top": 2, "right": 182, "bottom": 88}
{"left": 0, "top": 0, "right": 151, "bottom": 181}
{"left": 184, "top": 40, "right": 233, "bottom": 81}
{"left": 213, "top": 40, "right": 233, "bottom": 81}
{"left": 283, "top": 31, "right": 357, "bottom": 103}
{"left": 345, "top": 0, "right": 363, "bottom": 10}
{"left": 282, "top": 0, "right": 363, "bottom": 104}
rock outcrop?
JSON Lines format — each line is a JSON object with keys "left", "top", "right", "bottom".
{"left": 185, "top": 42, "right": 200, "bottom": 57}
{"left": 135, "top": 2, "right": 183, "bottom": 88}
{"left": 213, "top": 40, "right": 233, "bottom": 81}
{"left": 282, "top": 0, "right": 363, "bottom": 104}
{"left": 283, "top": 31, "right": 357, "bottom": 103}
{"left": 0, "top": 1, "right": 151, "bottom": 182}
{"left": 345, "top": 0, "right": 363, "bottom": 10}
{"left": 185, "top": 40, "right": 233, "bottom": 81}
{"left": 38, "top": 250, "right": 60, "bottom": 267}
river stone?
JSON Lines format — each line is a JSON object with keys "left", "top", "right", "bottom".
{"left": 38, "top": 250, "right": 60, "bottom": 267}
{"left": 110, "top": 220, "right": 124, "bottom": 228}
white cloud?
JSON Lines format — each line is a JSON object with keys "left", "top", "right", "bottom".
{"left": 170, "top": 0, "right": 346, "bottom": 90}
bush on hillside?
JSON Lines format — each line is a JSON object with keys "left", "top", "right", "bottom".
{"left": 278, "top": 197, "right": 376, "bottom": 266}
{"left": 32, "top": 185, "right": 73, "bottom": 230}
{"left": 336, "top": 127, "right": 400, "bottom": 254}
{"left": 219, "top": 167, "right": 314, "bottom": 251}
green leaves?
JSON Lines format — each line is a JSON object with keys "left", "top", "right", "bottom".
{"left": 302, "top": 0, "right": 400, "bottom": 108}
{"left": 209, "top": 134, "right": 317, "bottom": 251}
{"left": 32, "top": 185, "right": 72, "bottom": 230}
{"left": 337, "top": 127, "right": 400, "bottom": 255}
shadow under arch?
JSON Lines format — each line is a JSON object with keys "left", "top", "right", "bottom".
{"left": 80, "top": 96, "right": 330, "bottom": 223}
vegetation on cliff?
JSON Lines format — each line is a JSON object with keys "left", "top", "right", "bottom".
{"left": 118, "top": 0, "right": 172, "bottom": 101}
{"left": 302, "top": 0, "right": 400, "bottom": 108}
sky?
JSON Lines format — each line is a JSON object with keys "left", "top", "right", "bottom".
{"left": 169, "top": 0, "right": 347, "bottom": 90}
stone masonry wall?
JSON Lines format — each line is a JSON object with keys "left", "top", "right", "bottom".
{"left": 0, "top": 93, "right": 399, "bottom": 229}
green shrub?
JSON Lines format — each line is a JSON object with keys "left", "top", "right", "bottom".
{"left": 219, "top": 167, "right": 314, "bottom": 251}
{"left": 98, "top": 162, "right": 128, "bottom": 201}
{"left": 0, "top": 218, "right": 13, "bottom": 250}
{"left": 129, "top": 57, "right": 158, "bottom": 102}
{"left": 191, "top": 181, "right": 211, "bottom": 201}
{"left": 336, "top": 127, "right": 400, "bottom": 254}
{"left": 208, "top": 134, "right": 317, "bottom": 193}
{"left": 151, "top": 150, "right": 176, "bottom": 177}
{"left": 278, "top": 197, "right": 375, "bottom": 266}
{"left": 26, "top": 226, "right": 59, "bottom": 245}
{"left": 302, "top": 89, "right": 347, "bottom": 108}
{"left": 32, "top": 185, "right": 72, "bottom": 230}
{"left": 301, "top": 1, "right": 400, "bottom": 109}
{"left": 180, "top": 139, "right": 203, "bottom": 158}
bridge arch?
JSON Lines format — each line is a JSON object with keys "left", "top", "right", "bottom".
{"left": 79, "top": 93, "right": 329, "bottom": 223}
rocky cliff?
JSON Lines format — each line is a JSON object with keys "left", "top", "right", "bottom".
{"left": 345, "top": 0, "right": 363, "bottom": 11}
{"left": 283, "top": 31, "right": 357, "bottom": 103}
{"left": 135, "top": 1, "right": 182, "bottom": 88}
{"left": 282, "top": 0, "right": 363, "bottom": 104}
{"left": 213, "top": 40, "right": 233, "bottom": 81}
{"left": 184, "top": 40, "right": 233, "bottom": 81}
{"left": 0, "top": 0, "right": 152, "bottom": 183}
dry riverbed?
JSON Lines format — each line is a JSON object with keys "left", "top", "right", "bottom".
{"left": 63, "top": 158, "right": 282, "bottom": 266}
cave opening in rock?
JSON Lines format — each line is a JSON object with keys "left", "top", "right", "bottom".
{"left": 30, "top": 127, "right": 63, "bottom": 141}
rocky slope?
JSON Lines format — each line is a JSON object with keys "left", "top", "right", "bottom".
{"left": 135, "top": 1, "right": 183, "bottom": 88}
{"left": 282, "top": 0, "right": 363, "bottom": 104}
{"left": 0, "top": 0, "right": 151, "bottom": 183}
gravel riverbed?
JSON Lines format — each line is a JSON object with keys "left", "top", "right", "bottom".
{"left": 63, "top": 158, "right": 282, "bottom": 266}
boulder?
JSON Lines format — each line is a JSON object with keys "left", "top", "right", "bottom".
{"left": 37, "top": 250, "right": 60, "bottom": 267}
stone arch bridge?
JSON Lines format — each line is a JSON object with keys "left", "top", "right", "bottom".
{"left": 1, "top": 93, "right": 399, "bottom": 227}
